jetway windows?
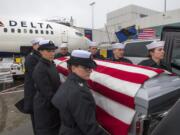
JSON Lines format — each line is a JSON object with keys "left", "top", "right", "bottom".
{"left": 17, "top": 29, "right": 21, "bottom": 33}
{"left": 35, "top": 30, "right": 38, "bottom": 34}
{"left": 29, "top": 29, "right": 33, "bottom": 34}
{"left": 41, "top": 30, "right": 44, "bottom": 34}
{"left": 11, "top": 28, "right": 15, "bottom": 33}
{"left": 3, "top": 28, "right": 8, "bottom": 32}
{"left": 24, "top": 29, "right": 27, "bottom": 33}
{"left": 2, "top": 28, "right": 54, "bottom": 35}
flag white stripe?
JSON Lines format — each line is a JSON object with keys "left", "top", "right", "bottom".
{"left": 91, "top": 90, "right": 136, "bottom": 124}
{"left": 55, "top": 60, "right": 68, "bottom": 69}
{"left": 91, "top": 71, "right": 141, "bottom": 97}
{"left": 94, "top": 60, "right": 158, "bottom": 78}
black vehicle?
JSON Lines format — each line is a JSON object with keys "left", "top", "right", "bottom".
{"left": 161, "top": 26, "right": 180, "bottom": 75}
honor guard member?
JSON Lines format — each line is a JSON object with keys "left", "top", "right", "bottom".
{"left": 24, "top": 37, "right": 43, "bottom": 134}
{"left": 52, "top": 50, "right": 109, "bottom": 135}
{"left": 89, "top": 41, "right": 105, "bottom": 59}
{"left": 111, "top": 43, "right": 132, "bottom": 64}
{"left": 33, "top": 40, "right": 61, "bottom": 135}
{"left": 138, "top": 41, "right": 170, "bottom": 71}
{"left": 54, "top": 43, "right": 70, "bottom": 58}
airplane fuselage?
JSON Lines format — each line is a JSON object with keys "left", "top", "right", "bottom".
{"left": 0, "top": 17, "right": 89, "bottom": 56}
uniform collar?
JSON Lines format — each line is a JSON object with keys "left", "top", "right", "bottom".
{"left": 112, "top": 56, "right": 124, "bottom": 61}
{"left": 40, "top": 57, "right": 54, "bottom": 65}
{"left": 68, "top": 73, "right": 86, "bottom": 83}
{"left": 149, "top": 58, "right": 159, "bottom": 65}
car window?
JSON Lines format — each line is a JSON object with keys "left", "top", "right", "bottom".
{"left": 124, "top": 41, "right": 153, "bottom": 57}
{"left": 171, "top": 37, "right": 180, "bottom": 68}
{"left": 172, "top": 37, "right": 180, "bottom": 59}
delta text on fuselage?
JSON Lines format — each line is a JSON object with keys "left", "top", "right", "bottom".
{"left": 8, "top": 20, "right": 53, "bottom": 29}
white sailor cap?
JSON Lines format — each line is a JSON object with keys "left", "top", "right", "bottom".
{"left": 71, "top": 50, "right": 91, "bottom": 58}
{"left": 89, "top": 41, "right": 98, "bottom": 47}
{"left": 31, "top": 37, "right": 44, "bottom": 45}
{"left": 38, "top": 39, "right": 58, "bottom": 50}
{"left": 67, "top": 50, "right": 97, "bottom": 68}
{"left": 60, "top": 43, "right": 68, "bottom": 48}
{"left": 146, "top": 41, "right": 165, "bottom": 50}
{"left": 112, "top": 43, "right": 125, "bottom": 49}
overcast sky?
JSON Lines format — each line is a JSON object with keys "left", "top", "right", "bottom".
{"left": 0, "top": 0, "right": 180, "bottom": 28}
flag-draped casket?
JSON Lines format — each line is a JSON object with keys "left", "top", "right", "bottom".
{"left": 54, "top": 57, "right": 166, "bottom": 135}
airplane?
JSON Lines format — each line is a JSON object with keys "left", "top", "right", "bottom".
{"left": 0, "top": 17, "right": 90, "bottom": 57}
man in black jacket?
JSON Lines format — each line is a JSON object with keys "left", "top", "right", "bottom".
{"left": 33, "top": 40, "right": 61, "bottom": 135}
{"left": 88, "top": 41, "right": 105, "bottom": 60}
{"left": 110, "top": 43, "right": 132, "bottom": 64}
{"left": 24, "top": 37, "right": 43, "bottom": 134}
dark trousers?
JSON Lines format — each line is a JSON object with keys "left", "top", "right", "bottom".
{"left": 30, "top": 113, "right": 36, "bottom": 135}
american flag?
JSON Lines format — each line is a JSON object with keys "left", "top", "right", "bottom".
{"left": 55, "top": 57, "right": 165, "bottom": 135}
{"left": 138, "top": 28, "right": 156, "bottom": 40}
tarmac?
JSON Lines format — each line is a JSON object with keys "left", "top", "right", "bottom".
{"left": 0, "top": 86, "right": 33, "bottom": 135}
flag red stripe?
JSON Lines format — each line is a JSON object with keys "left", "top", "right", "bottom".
{"left": 56, "top": 66, "right": 68, "bottom": 76}
{"left": 56, "top": 57, "right": 68, "bottom": 61}
{"left": 142, "top": 31, "right": 155, "bottom": 32}
{"left": 138, "top": 35, "right": 155, "bottom": 37}
{"left": 96, "top": 59, "right": 164, "bottom": 74}
{"left": 140, "top": 33, "right": 155, "bottom": 35}
{"left": 138, "top": 37, "right": 155, "bottom": 39}
{"left": 95, "top": 65, "right": 150, "bottom": 84}
{"left": 88, "top": 80, "right": 135, "bottom": 108}
{"left": 137, "top": 65, "right": 165, "bottom": 73}
{"left": 96, "top": 106, "right": 129, "bottom": 135}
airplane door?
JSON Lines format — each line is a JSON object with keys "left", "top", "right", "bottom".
{"left": 61, "top": 30, "right": 68, "bottom": 43}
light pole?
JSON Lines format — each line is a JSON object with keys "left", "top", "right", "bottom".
{"left": 163, "top": 0, "right": 167, "bottom": 16}
{"left": 90, "top": 2, "right": 95, "bottom": 29}
{"left": 164, "top": 0, "right": 167, "bottom": 13}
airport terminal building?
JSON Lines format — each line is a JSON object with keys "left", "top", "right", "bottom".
{"left": 106, "top": 4, "right": 180, "bottom": 38}
{"left": 74, "top": 5, "right": 180, "bottom": 43}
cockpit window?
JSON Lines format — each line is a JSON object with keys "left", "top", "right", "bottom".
{"left": 75, "top": 32, "right": 83, "bottom": 37}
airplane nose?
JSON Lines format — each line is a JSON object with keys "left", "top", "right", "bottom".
{"left": 78, "top": 36, "right": 91, "bottom": 50}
